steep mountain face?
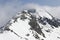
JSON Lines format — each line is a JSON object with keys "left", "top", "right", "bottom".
{"left": 0, "top": 9, "right": 60, "bottom": 40}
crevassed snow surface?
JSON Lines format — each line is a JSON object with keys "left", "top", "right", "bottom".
{"left": 0, "top": 9, "right": 60, "bottom": 40}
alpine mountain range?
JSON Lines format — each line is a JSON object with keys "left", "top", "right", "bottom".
{"left": 0, "top": 8, "right": 60, "bottom": 40}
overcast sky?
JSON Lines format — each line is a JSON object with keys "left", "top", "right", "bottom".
{"left": 0, "top": 0, "right": 60, "bottom": 27}
{"left": 0, "top": 0, "right": 60, "bottom": 6}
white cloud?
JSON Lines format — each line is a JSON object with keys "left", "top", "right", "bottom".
{"left": 23, "top": 3, "right": 60, "bottom": 18}
{"left": 0, "top": 0, "right": 22, "bottom": 27}
{"left": 0, "top": 2, "right": 60, "bottom": 27}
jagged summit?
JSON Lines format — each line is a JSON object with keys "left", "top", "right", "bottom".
{"left": 0, "top": 9, "right": 60, "bottom": 40}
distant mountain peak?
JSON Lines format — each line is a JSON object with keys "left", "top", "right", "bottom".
{"left": 0, "top": 9, "right": 60, "bottom": 40}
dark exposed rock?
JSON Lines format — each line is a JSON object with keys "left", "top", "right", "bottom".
{"left": 45, "top": 29, "right": 51, "bottom": 32}
{"left": 20, "top": 14, "right": 27, "bottom": 21}
{"left": 22, "top": 10, "right": 27, "bottom": 13}
{"left": 41, "top": 39, "right": 44, "bottom": 40}
{"left": 26, "top": 34, "right": 30, "bottom": 36}
{"left": 29, "top": 15, "right": 45, "bottom": 38}
{"left": 28, "top": 9, "right": 36, "bottom": 13}
{"left": 33, "top": 33, "right": 40, "bottom": 39}
{"left": 38, "top": 17, "right": 46, "bottom": 25}
{"left": 57, "top": 37, "right": 60, "bottom": 39}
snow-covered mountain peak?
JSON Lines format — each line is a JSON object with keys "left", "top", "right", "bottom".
{"left": 0, "top": 9, "right": 60, "bottom": 40}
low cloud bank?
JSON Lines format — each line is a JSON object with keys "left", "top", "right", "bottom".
{"left": 0, "top": 1, "right": 60, "bottom": 27}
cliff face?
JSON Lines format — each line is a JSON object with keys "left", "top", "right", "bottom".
{"left": 0, "top": 9, "right": 60, "bottom": 40}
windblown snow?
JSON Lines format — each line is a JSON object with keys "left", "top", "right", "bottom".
{"left": 0, "top": 9, "right": 60, "bottom": 40}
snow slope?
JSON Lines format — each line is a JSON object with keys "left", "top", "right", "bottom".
{"left": 0, "top": 9, "right": 60, "bottom": 40}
